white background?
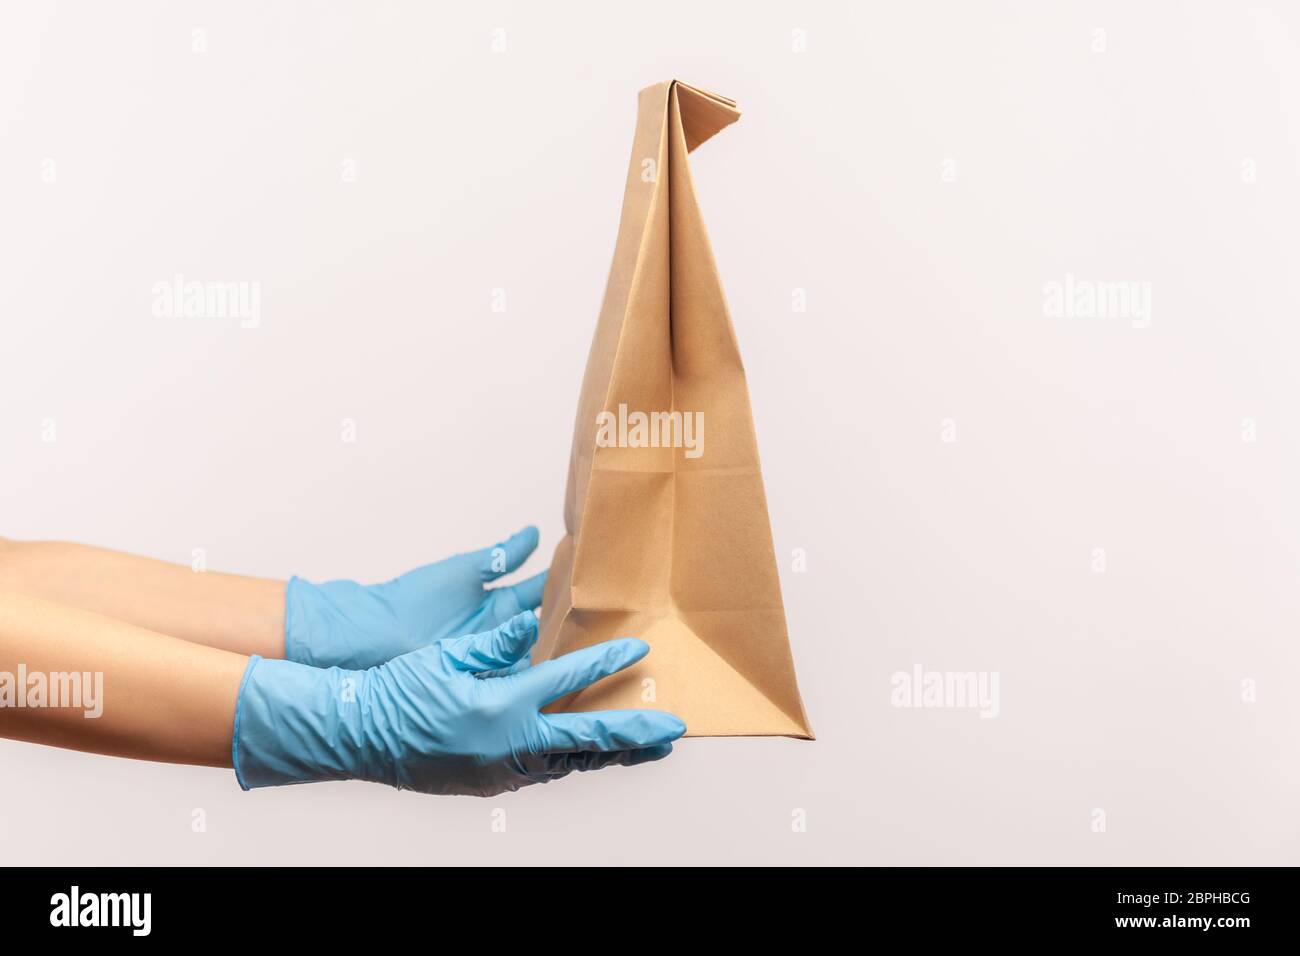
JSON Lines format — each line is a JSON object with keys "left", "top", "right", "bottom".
{"left": 2, "top": 1, "right": 1298, "bottom": 864}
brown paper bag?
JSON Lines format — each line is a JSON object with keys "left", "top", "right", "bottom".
{"left": 534, "top": 80, "right": 813, "bottom": 739}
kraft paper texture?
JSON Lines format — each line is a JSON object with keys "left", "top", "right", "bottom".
{"left": 534, "top": 80, "right": 813, "bottom": 739}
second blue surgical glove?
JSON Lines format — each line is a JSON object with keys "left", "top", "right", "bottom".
{"left": 285, "top": 526, "right": 547, "bottom": 669}
{"left": 234, "top": 610, "right": 686, "bottom": 797}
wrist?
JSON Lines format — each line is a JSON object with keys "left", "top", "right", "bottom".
{"left": 232, "top": 654, "right": 373, "bottom": 789}
{"left": 282, "top": 576, "right": 322, "bottom": 666}
{"left": 284, "top": 575, "right": 406, "bottom": 670}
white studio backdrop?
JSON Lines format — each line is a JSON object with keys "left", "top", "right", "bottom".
{"left": 1, "top": 1, "right": 1298, "bottom": 864}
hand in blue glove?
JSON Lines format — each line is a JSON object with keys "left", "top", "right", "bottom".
{"left": 235, "top": 610, "right": 685, "bottom": 797}
{"left": 285, "top": 526, "right": 548, "bottom": 670}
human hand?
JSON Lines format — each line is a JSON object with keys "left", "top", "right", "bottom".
{"left": 235, "top": 610, "right": 685, "bottom": 797}
{"left": 284, "top": 526, "right": 547, "bottom": 670}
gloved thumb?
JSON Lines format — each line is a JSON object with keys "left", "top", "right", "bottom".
{"left": 441, "top": 611, "right": 539, "bottom": 674}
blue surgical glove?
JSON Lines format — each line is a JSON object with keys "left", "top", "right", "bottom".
{"left": 285, "top": 526, "right": 548, "bottom": 670}
{"left": 234, "top": 610, "right": 686, "bottom": 797}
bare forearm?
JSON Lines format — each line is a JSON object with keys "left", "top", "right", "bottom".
{"left": 0, "top": 592, "right": 248, "bottom": 766}
{"left": 0, "top": 539, "right": 284, "bottom": 658}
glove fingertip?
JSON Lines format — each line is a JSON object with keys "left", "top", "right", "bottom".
{"left": 661, "top": 713, "right": 688, "bottom": 739}
{"left": 635, "top": 742, "right": 674, "bottom": 763}
{"left": 609, "top": 637, "right": 650, "bottom": 667}
{"left": 506, "top": 525, "right": 540, "bottom": 561}
{"left": 636, "top": 710, "right": 687, "bottom": 743}
{"left": 480, "top": 525, "right": 541, "bottom": 580}
{"left": 498, "top": 610, "right": 540, "bottom": 660}
{"left": 507, "top": 608, "right": 540, "bottom": 637}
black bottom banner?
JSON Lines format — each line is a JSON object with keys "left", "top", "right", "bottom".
{"left": 0, "top": 866, "right": 1288, "bottom": 942}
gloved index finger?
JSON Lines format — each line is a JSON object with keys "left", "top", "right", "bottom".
{"left": 514, "top": 637, "right": 649, "bottom": 706}
{"left": 477, "top": 525, "right": 540, "bottom": 582}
